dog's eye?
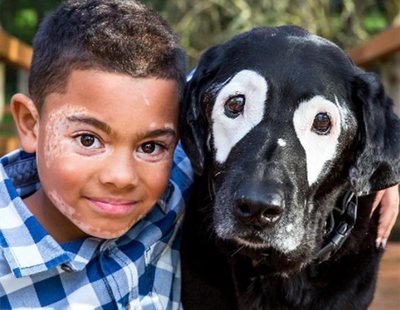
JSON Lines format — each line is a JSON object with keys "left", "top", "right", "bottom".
{"left": 224, "top": 95, "right": 245, "bottom": 118}
{"left": 312, "top": 112, "right": 331, "bottom": 135}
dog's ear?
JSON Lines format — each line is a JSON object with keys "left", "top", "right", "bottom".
{"left": 349, "top": 71, "right": 400, "bottom": 195}
{"left": 180, "top": 45, "right": 223, "bottom": 175}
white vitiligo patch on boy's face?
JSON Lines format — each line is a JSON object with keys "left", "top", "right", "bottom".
{"left": 211, "top": 70, "right": 268, "bottom": 163}
{"left": 48, "top": 190, "right": 139, "bottom": 239}
{"left": 293, "top": 95, "right": 342, "bottom": 186}
{"left": 142, "top": 93, "right": 151, "bottom": 106}
{"left": 149, "top": 122, "right": 176, "bottom": 131}
{"left": 42, "top": 105, "right": 90, "bottom": 168}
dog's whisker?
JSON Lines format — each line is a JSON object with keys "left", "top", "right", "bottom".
{"left": 230, "top": 244, "right": 245, "bottom": 257}
{"left": 213, "top": 171, "right": 224, "bottom": 178}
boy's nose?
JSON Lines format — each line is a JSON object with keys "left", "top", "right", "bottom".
{"left": 98, "top": 150, "right": 139, "bottom": 189}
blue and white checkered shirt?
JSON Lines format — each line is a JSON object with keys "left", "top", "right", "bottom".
{"left": 0, "top": 143, "right": 193, "bottom": 309}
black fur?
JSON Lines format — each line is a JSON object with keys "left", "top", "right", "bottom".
{"left": 180, "top": 26, "right": 400, "bottom": 310}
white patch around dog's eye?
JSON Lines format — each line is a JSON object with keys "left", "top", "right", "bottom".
{"left": 212, "top": 70, "right": 268, "bottom": 163}
{"left": 293, "top": 96, "right": 341, "bottom": 186}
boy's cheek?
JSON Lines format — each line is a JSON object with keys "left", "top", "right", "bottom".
{"left": 143, "top": 161, "right": 173, "bottom": 197}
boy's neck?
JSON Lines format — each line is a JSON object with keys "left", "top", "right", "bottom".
{"left": 24, "top": 189, "right": 89, "bottom": 243}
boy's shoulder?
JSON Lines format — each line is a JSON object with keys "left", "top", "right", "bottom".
{"left": 0, "top": 149, "right": 40, "bottom": 199}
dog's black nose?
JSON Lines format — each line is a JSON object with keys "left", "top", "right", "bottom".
{"left": 234, "top": 182, "right": 284, "bottom": 228}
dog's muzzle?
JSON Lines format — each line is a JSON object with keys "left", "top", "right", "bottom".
{"left": 233, "top": 179, "right": 284, "bottom": 229}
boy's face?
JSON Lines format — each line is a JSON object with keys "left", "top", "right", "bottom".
{"left": 16, "top": 70, "right": 179, "bottom": 241}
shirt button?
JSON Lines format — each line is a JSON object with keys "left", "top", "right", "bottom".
{"left": 61, "top": 263, "right": 73, "bottom": 272}
{"left": 126, "top": 303, "right": 131, "bottom": 310}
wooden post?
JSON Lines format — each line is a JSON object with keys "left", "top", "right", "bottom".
{"left": 0, "top": 29, "right": 32, "bottom": 70}
{"left": 347, "top": 26, "right": 400, "bottom": 68}
{"left": 0, "top": 62, "right": 5, "bottom": 123}
{"left": 17, "top": 68, "right": 29, "bottom": 95}
{"left": 380, "top": 51, "right": 400, "bottom": 116}
{"left": 347, "top": 26, "right": 400, "bottom": 115}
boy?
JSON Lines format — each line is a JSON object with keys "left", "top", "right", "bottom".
{"left": 0, "top": 0, "right": 192, "bottom": 309}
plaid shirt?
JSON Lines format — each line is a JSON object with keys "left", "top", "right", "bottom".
{"left": 0, "top": 143, "right": 193, "bottom": 309}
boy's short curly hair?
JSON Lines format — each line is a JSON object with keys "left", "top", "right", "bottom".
{"left": 29, "top": 0, "right": 186, "bottom": 109}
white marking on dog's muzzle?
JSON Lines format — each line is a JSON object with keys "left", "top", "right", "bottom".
{"left": 278, "top": 138, "right": 287, "bottom": 147}
{"left": 293, "top": 95, "right": 342, "bottom": 186}
{"left": 212, "top": 70, "right": 267, "bottom": 163}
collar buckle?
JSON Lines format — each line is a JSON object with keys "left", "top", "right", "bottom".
{"left": 316, "top": 191, "right": 358, "bottom": 263}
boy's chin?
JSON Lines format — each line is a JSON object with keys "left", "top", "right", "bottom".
{"left": 77, "top": 222, "right": 132, "bottom": 240}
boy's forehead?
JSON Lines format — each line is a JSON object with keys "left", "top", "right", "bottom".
{"left": 44, "top": 69, "right": 180, "bottom": 104}
{"left": 41, "top": 70, "right": 180, "bottom": 130}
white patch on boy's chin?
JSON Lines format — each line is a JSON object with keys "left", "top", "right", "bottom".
{"left": 211, "top": 70, "right": 268, "bottom": 163}
{"left": 293, "top": 95, "right": 342, "bottom": 186}
{"left": 48, "top": 191, "right": 131, "bottom": 239}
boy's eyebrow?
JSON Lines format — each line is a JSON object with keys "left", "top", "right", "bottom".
{"left": 67, "top": 116, "right": 112, "bottom": 134}
{"left": 66, "top": 115, "right": 177, "bottom": 138}
{"left": 144, "top": 128, "right": 177, "bottom": 139}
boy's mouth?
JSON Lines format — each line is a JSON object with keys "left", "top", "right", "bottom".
{"left": 86, "top": 198, "right": 138, "bottom": 216}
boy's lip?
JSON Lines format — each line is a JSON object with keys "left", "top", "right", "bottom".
{"left": 86, "top": 197, "right": 138, "bottom": 216}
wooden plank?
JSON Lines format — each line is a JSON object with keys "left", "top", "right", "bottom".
{"left": 347, "top": 26, "right": 400, "bottom": 67}
{"left": 0, "top": 29, "right": 32, "bottom": 70}
{"left": 0, "top": 62, "right": 4, "bottom": 119}
{"left": 0, "top": 136, "right": 20, "bottom": 155}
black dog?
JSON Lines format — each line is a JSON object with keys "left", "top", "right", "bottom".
{"left": 180, "top": 26, "right": 400, "bottom": 310}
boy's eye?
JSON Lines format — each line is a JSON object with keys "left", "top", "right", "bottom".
{"left": 137, "top": 141, "right": 171, "bottom": 162}
{"left": 140, "top": 142, "right": 161, "bottom": 154}
{"left": 75, "top": 134, "right": 102, "bottom": 149}
{"left": 136, "top": 140, "right": 174, "bottom": 162}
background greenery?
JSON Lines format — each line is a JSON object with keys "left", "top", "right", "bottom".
{"left": 1, "top": 0, "right": 400, "bottom": 68}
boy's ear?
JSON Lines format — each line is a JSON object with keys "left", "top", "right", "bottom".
{"left": 10, "top": 93, "right": 40, "bottom": 153}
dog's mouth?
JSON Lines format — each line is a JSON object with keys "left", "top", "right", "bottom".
{"left": 229, "top": 235, "right": 309, "bottom": 274}
{"left": 235, "top": 236, "right": 270, "bottom": 249}
{"left": 227, "top": 232, "right": 316, "bottom": 274}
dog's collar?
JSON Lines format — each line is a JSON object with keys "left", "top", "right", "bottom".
{"left": 315, "top": 191, "right": 358, "bottom": 263}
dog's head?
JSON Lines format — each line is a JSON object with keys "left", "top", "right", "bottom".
{"left": 180, "top": 26, "right": 400, "bottom": 272}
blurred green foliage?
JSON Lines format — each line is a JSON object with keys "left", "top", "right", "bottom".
{"left": 0, "top": 0, "right": 399, "bottom": 68}
{"left": 0, "top": 0, "right": 58, "bottom": 43}
{"left": 161, "top": 0, "right": 400, "bottom": 67}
